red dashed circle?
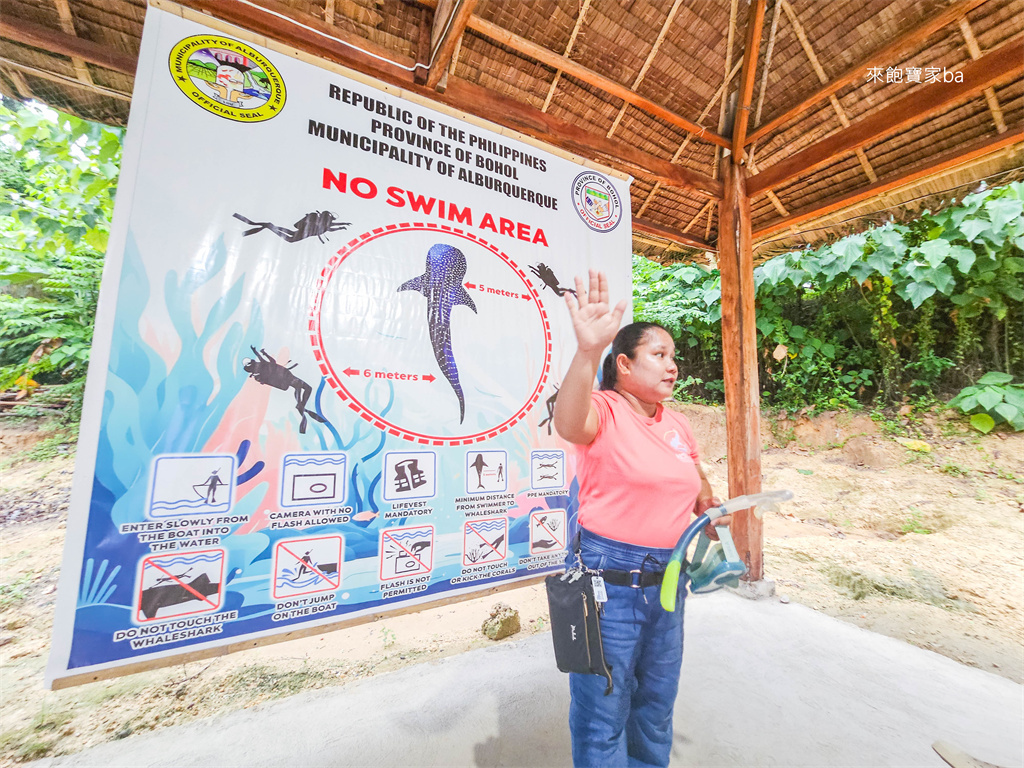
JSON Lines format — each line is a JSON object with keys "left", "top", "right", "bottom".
{"left": 310, "top": 223, "right": 552, "bottom": 445}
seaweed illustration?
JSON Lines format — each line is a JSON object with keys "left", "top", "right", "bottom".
{"left": 77, "top": 558, "right": 120, "bottom": 607}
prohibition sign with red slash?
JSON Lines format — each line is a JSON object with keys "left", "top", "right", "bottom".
{"left": 135, "top": 549, "right": 225, "bottom": 623}
{"left": 462, "top": 517, "right": 508, "bottom": 567}
{"left": 379, "top": 525, "right": 434, "bottom": 581}
{"left": 530, "top": 510, "right": 566, "bottom": 555}
{"left": 271, "top": 536, "right": 343, "bottom": 600}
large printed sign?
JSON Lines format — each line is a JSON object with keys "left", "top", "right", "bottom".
{"left": 46, "top": 6, "right": 632, "bottom": 686}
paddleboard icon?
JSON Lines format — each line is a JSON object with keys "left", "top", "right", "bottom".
{"left": 146, "top": 454, "right": 236, "bottom": 519}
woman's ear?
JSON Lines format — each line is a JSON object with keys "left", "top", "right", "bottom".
{"left": 615, "top": 352, "right": 631, "bottom": 379}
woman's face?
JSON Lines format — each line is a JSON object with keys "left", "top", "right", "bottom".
{"left": 618, "top": 328, "right": 678, "bottom": 403}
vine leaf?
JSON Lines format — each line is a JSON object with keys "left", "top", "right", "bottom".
{"left": 959, "top": 217, "right": 991, "bottom": 243}
{"left": 984, "top": 198, "right": 1024, "bottom": 231}
{"left": 901, "top": 280, "right": 936, "bottom": 308}
{"left": 969, "top": 413, "right": 995, "bottom": 434}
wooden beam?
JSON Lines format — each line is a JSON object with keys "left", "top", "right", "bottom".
{"left": 752, "top": 130, "right": 1024, "bottom": 241}
{"left": 465, "top": 15, "right": 730, "bottom": 149}
{"left": 0, "top": 15, "right": 137, "bottom": 76}
{"left": 182, "top": 0, "right": 413, "bottom": 82}
{"left": 959, "top": 17, "right": 1007, "bottom": 133}
{"left": 639, "top": 58, "right": 742, "bottom": 216}
{"left": 2, "top": 65, "right": 33, "bottom": 99}
{"left": 747, "top": 37, "right": 1024, "bottom": 196}
{"left": 747, "top": 0, "right": 990, "bottom": 145}
{"left": 414, "top": 7, "right": 431, "bottom": 85}
{"left": 541, "top": 0, "right": 591, "bottom": 113}
{"left": 718, "top": 157, "right": 763, "bottom": 581}
{"left": 176, "top": 0, "right": 722, "bottom": 197}
{"left": 779, "top": 0, "right": 877, "bottom": 184}
{"left": 413, "top": 7, "right": 431, "bottom": 85}
{"left": 0, "top": 56, "right": 131, "bottom": 100}
{"left": 718, "top": 0, "right": 739, "bottom": 138}
{"left": 438, "top": 33, "right": 462, "bottom": 93}
{"left": 633, "top": 217, "right": 717, "bottom": 252}
{"left": 52, "top": 0, "right": 94, "bottom": 85}
{"left": 683, "top": 199, "right": 714, "bottom": 233}
{"left": 752, "top": 0, "right": 782, "bottom": 130}
{"left": 425, "top": 0, "right": 476, "bottom": 90}
{"left": 606, "top": 0, "right": 685, "bottom": 138}
{"left": 731, "top": 0, "right": 767, "bottom": 160}
{"left": 439, "top": 78, "right": 724, "bottom": 197}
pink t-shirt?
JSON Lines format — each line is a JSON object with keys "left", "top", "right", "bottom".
{"left": 575, "top": 390, "right": 702, "bottom": 549}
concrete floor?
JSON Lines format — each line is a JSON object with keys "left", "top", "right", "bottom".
{"left": 33, "top": 592, "right": 1023, "bottom": 768}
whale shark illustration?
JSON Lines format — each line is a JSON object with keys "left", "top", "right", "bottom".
{"left": 398, "top": 243, "right": 478, "bottom": 422}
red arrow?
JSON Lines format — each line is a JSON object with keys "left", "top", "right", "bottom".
{"left": 423, "top": 374, "right": 436, "bottom": 383}
{"left": 465, "top": 282, "right": 477, "bottom": 290}
{"left": 343, "top": 367, "right": 360, "bottom": 376}
{"left": 521, "top": 293, "right": 532, "bottom": 301}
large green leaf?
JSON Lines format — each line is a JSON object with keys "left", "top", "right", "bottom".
{"left": 976, "top": 387, "right": 1003, "bottom": 411}
{"left": 913, "top": 240, "right": 950, "bottom": 270}
{"left": 948, "top": 244, "right": 976, "bottom": 273}
{"left": 977, "top": 371, "right": 1015, "bottom": 386}
{"left": 984, "top": 198, "right": 1024, "bottom": 231}
{"left": 756, "top": 316, "right": 775, "bottom": 337}
{"left": 756, "top": 257, "right": 790, "bottom": 287}
{"left": 993, "top": 402, "right": 1020, "bottom": 425}
{"left": 901, "top": 280, "right": 936, "bottom": 308}
{"left": 874, "top": 225, "right": 908, "bottom": 257}
{"left": 959, "top": 217, "right": 991, "bottom": 243}
{"left": 1003, "top": 256, "right": 1024, "bottom": 273}
{"left": 1001, "top": 387, "right": 1024, "bottom": 410}
{"left": 848, "top": 259, "right": 876, "bottom": 284}
{"left": 970, "top": 413, "right": 995, "bottom": 433}
{"left": 864, "top": 246, "right": 898, "bottom": 277}
{"left": 922, "top": 263, "right": 955, "bottom": 294}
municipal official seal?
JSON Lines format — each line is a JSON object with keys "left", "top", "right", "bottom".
{"left": 169, "top": 36, "right": 286, "bottom": 123}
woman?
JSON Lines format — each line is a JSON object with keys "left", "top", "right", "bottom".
{"left": 554, "top": 269, "right": 727, "bottom": 768}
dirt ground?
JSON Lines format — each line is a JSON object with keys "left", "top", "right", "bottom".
{"left": 1, "top": 406, "right": 1022, "bottom": 764}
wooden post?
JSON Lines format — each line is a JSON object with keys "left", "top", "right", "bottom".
{"left": 718, "top": 156, "right": 763, "bottom": 581}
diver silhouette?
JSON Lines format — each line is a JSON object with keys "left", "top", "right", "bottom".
{"left": 242, "top": 347, "right": 326, "bottom": 434}
{"left": 529, "top": 263, "right": 577, "bottom": 297}
{"left": 537, "top": 385, "right": 559, "bottom": 435}
{"left": 233, "top": 211, "right": 350, "bottom": 244}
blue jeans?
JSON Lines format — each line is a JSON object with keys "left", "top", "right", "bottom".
{"left": 568, "top": 528, "right": 686, "bottom": 768}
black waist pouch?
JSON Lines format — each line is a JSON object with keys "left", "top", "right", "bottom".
{"left": 544, "top": 570, "right": 613, "bottom": 695}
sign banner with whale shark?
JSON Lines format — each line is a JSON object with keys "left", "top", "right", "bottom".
{"left": 46, "top": 4, "right": 633, "bottom": 686}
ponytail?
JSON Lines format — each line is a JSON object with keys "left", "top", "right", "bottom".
{"left": 599, "top": 353, "right": 618, "bottom": 390}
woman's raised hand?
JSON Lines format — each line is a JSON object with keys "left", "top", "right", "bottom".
{"left": 565, "top": 269, "right": 627, "bottom": 355}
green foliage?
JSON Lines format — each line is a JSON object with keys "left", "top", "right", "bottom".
{"left": 899, "top": 510, "right": 933, "bottom": 535}
{"left": 0, "top": 571, "right": 33, "bottom": 609}
{"left": 0, "top": 103, "right": 122, "bottom": 390}
{"left": 633, "top": 181, "right": 1024, "bottom": 409}
{"left": 948, "top": 371, "right": 1024, "bottom": 432}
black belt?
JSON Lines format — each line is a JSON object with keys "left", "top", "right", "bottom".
{"left": 599, "top": 569, "right": 665, "bottom": 588}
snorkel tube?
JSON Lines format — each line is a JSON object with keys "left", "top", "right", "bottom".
{"left": 660, "top": 489, "right": 794, "bottom": 611}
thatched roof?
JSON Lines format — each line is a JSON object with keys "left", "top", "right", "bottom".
{"left": 1, "top": 0, "right": 1021, "bottom": 261}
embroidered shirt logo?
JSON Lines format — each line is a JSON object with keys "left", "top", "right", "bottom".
{"left": 663, "top": 429, "right": 694, "bottom": 463}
